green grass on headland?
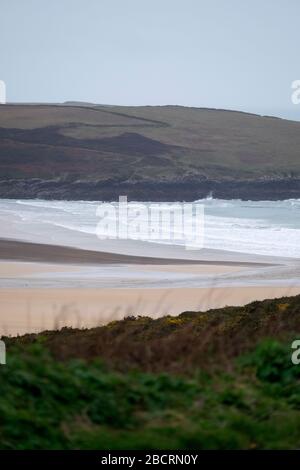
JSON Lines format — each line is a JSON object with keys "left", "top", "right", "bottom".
{"left": 2, "top": 104, "right": 300, "bottom": 200}
{"left": 1, "top": 295, "right": 300, "bottom": 450}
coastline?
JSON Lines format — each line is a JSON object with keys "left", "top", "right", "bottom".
{"left": 0, "top": 238, "right": 299, "bottom": 336}
{"left": 1, "top": 177, "right": 300, "bottom": 201}
{"left": 2, "top": 286, "right": 300, "bottom": 336}
{"left": 0, "top": 238, "right": 266, "bottom": 267}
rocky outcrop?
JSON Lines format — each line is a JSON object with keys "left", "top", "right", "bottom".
{"left": 1, "top": 177, "right": 299, "bottom": 201}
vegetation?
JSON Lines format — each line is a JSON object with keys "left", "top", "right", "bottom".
{"left": 1, "top": 295, "right": 300, "bottom": 449}
{"left": 1, "top": 104, "right": 300, "bottom": 199}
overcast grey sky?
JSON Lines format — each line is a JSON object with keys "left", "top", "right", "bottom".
{"left": 1, "top": 0, "right": 300, "bottom": 119}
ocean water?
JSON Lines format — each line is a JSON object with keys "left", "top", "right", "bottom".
{"left": 0, "top": 198, "right": 299, "bottom": 258}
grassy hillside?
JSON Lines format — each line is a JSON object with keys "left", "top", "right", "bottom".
{"left": 0, "top": 104, "right": 300, "bottom": 199}
{"left": 1, "top": 295, "right": 300, "bottom": 449}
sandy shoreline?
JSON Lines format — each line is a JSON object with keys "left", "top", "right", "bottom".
{"left": 0, "top": 238, "right": 268, "bottom": 267}
{"left": 0, "top": 238, "right": 298, "bottom": 336}
{"left": 1, "top": 286, "right": 300, "bottom": 336}
{"left": 0, "top": 261, "right": 244, "bottom": 279}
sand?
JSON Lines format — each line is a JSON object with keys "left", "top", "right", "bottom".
{"left": 0, "top": 239, "right": 266, "bottom": 266}
{"left": 1, "top": 286, "right": 300, "bottom": 336}
{"left": 0, "top": 262, "right": 83, "bottom": 277}
{"left": 0, "top": 238, "right": 298, "bottom": 336}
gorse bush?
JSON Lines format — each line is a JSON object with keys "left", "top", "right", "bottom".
{"left": 2, "top": 295, "right": 300, "bottom": 449}
{"left": 240, "top": 339, "right": 300, "bottom": 384}
{"left": 0, "top": 344, "right": 204, "bottom": 449}
{"left": 0, "top": 338, "right": 300, "bottom": 449}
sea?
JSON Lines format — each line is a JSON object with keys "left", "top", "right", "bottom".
{"left": 0, "top": 198, "right": 299, "bottom": 259}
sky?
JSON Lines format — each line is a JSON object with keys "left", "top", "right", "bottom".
{"left": 1, "top": 0, "right": 300, "bottom": 120}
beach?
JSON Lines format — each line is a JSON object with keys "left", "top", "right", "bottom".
{"left": 0, "top": 238, "right": 299, "bottom": 336}
{"left": 2, "top": 284, "right": 300, "bottom": 336}
{"left": 0, "top": 198, "right": 299, "bottom": 336}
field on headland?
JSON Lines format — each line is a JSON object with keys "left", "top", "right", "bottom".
{"left": 1, "top": 104, "right": 300, "bottom": 199}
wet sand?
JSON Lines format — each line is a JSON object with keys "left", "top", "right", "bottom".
{"left": 0, "top": 238, "right": 266, "bottom": 267}
{"left": 0, "top": 238, "right": 298, "bottom": 337}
